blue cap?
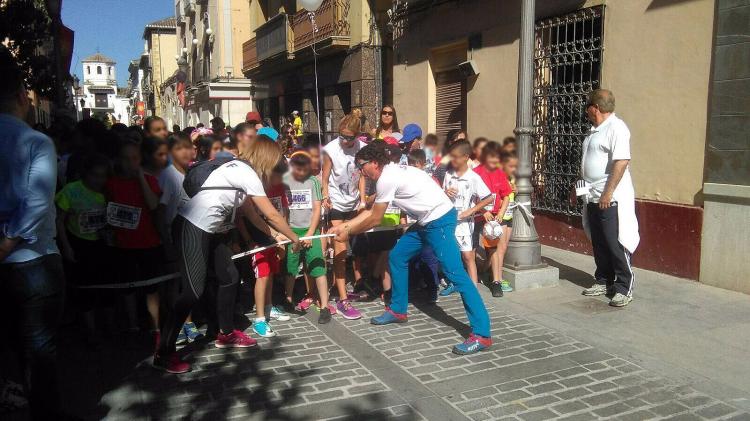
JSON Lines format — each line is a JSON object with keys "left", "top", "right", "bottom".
{"left": 401, "top": 123, "right": 422, "bottom": 143}
{"left": 257, "top": 127, "right": 279, "bottom": 141}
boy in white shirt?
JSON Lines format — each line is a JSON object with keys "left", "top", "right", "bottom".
{"left": 442, "top": 140, "right": 494, "bottom": 291}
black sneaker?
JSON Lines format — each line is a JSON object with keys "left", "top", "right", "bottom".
{"left": 318, "top": 308, "right": 332, "bottom": 324}
{"left": 490, "top": 282, "right": 504, "bottom": 297}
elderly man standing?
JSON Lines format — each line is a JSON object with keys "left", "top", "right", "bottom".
{"left": 579, "top": 89, "right": 639, "bottom": 307}
{"left": 0, "top": 50, "right": 65, "bottom": 419}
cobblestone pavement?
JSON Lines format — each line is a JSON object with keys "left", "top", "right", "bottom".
{"left": 43, "top": 264, "right": 750, "bottom": 420}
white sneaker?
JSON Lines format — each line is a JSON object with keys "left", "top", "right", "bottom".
{"left": 609, "top": 293, "right": 633, "bottom": 307}
{"left": 269, "top": 306, "right": 291, "bottom": 321}
{"left": 582, "top": 284, "right": 608, "bottom": 296}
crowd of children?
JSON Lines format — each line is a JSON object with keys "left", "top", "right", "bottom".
{"left": 49, "top": 104, "right": 520, "bottom": 372}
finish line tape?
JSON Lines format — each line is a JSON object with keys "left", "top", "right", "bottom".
{"left": 230, "top": 233, "right": 336, "bottom": 260}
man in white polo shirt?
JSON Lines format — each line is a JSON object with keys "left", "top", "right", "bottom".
{"left": 579, "top": 89, "right": 640, "bottom": 307}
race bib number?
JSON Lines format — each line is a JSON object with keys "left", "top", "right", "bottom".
{"left": 385, "top": 202, "right": 401, "bottom": 215}
{"left": 484, "top": 193, "right": 497, "bottom": 211}
{"left": 289, "top": 189, "right": 312, "bottom": 210}
{"left": 106, "top": 202, "right": 142, "bottom": 230}
{"left": 78, "top": 209, "right": 106, "bottom": 234}
{"left": 504, "top": 202, "right": 515, "bottom": 219}
{"left": 270, "top": 196, "right": 285, "bottom": 214}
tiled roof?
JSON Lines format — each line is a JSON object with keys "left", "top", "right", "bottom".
{"left": 145, "top": 16, "right": 177, "bottom": 29}
{"left": 82, "top": 53, "right": 115, "bottom": 64}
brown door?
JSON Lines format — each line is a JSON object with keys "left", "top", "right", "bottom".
{"left": 435, "top": 69, "right": 466, "bottom": 143}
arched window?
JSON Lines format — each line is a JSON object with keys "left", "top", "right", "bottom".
{"left": 86, "top": 66, "right": 90, "bottom": 74}
{"left": 97, "top": 66, "right": 102, "bottom": 74}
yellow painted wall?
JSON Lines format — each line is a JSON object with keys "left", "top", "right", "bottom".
{"left": 392, "top": 0, "right": 714, "bottom": 206}
{"left": 231, "top": 0, "right": 253, "bottom": 76}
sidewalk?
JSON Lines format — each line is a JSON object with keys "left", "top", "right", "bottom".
{"left": 44, "top": 246, "right": 750, "bottom": 420}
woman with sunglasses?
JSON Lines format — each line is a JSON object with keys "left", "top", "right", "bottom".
{"left": 321, "top": 113, "right": 367, "bottom": 320}
{"left": 373, "top": 105, "right": 400, "bottom": 140}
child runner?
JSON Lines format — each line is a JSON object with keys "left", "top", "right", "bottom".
{"left": 321, "top": 114, "right": 366, "bottom": 320}
{"left": 240, "top": 160, "right": 292, "bottom": 338}
{"left": 440, "top": 140, "right": 494, "bottom": 294}
{"left": 157, "top": 133, "right": 204, "bottom": 343}
{"left": 155, "top": 136, "right": 300, "bottom": 374}
{"left": 471, "top": 137, "right": 489, "bottom": 169}
{"left": 473, "top": 142, "right": 514, "bottom": 297}
{"left": 106, "top": 140, "right": 163, "bottom": 349}
{"left": 55, "top": 153, "right": 111, "bottom": 341}
{"left": 496, "top": 151, "right": 519, "bottom": 294}
{"left": 331, "top": 144, "right": 492, "bottom": 355}
{"left": 283, "top": 151, "right": 331, "bottom": 324}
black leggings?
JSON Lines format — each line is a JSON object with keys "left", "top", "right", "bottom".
{"left": 159, "top": 216, "right": 239, "bottom": 355}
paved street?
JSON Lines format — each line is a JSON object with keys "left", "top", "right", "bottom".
{"left": 49, "top": 246, "right": 750, "bottom": 421}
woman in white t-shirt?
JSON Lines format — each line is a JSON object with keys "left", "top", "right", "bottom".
{"left": 155, "top": 136, "right": 300, "bottom": 374}
{"left": 330, "top": 144, "right": 493, "bottom": 356}
{"left": 321, "top": 114, "right": 367, "bottom": 320}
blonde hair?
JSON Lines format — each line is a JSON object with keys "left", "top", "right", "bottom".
{"left": 338, "top": 112, "right": 362, "bottom": 134}
{"left": 239, "top": 135, "right": 282, "bottom": 183}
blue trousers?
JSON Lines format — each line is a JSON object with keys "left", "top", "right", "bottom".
{"left": 388, "top": 208, "right": 491, "bottom": 337}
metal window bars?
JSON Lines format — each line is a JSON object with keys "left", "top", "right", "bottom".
{"left": 532, "top": 5, "right": 604, "bottom": 216}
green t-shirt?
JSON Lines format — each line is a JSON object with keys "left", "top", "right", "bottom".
{"left": 284, "top": 174, "right": 323, "bottom": 229}
{"left": 55, "top": 180, "right": 107, "bottom": 241}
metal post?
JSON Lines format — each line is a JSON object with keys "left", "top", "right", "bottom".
{"left": 505, "top": 0, "right": 545, "bottom": 270}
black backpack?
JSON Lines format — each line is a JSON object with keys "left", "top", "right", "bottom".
{"left": 183, "top": 156, "right": 249, "bottom": 198}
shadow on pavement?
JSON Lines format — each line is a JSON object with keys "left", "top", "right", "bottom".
{"left": 542, "top": 256, "right": 592, "bottom": 288}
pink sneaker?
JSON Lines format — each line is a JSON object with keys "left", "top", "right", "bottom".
{"left": 296, "top": 296, "right": 314, "bottom": 311}
{"left": 336, "top": 300, "right": 362, "bottom": 320}
{"left": 327, "top": 303, "right": 337, "bottom": 315}
{"left": 215, "top": 330, "right": 258, "bottom": 348}
{"left": 152, "top": 353, "right": 190, "bottom": 374}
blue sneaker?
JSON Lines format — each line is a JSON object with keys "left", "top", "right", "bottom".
{"left": 253, "top": 320, "right": 277, "bottom": 338}
{"left": 370, "top": 308, "right": 408, "bottom": 325}
{"left": 184, "top": 322, "right": 204, "bottom": 342}
{"left": 452, "top": 334, "right": 492, "bottom": 355}
{"left": 176, "top": 328, "right": 188, "bottom": 346}
{"left": 500, "top": 280, "right": 514, "bottom": 292}
{"left": 439, "top": 284, "right": 458, "bottom": 297}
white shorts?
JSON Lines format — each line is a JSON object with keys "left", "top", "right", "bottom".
{"left": 455, "top": 221, "right": 474, "bottom": 252}
{"left": 456, "top": 234, "right": 473, "bottom": 252}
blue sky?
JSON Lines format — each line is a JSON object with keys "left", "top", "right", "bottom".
{"left": 62, "top": 0, "right": 174, "bottom": 86}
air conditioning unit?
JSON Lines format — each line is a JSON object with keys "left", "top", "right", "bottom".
{"left": 458, "top": 60, "right": 479, "bottom": 78}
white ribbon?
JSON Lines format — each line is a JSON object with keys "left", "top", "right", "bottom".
{"left": 230, "top": 233, "right": 336, "bottom": 260}
{"left": 508, "top": 201, "right": 535, "bottom": 220}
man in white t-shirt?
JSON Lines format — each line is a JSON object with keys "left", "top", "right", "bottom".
{"left": 579, "top": 89, "right": 639, "bottom": 307}
{"left": 330, "top": 144, "right": 492, "bottom": 356}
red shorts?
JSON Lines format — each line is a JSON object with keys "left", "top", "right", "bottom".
{"left": 252, "top": 248, "right": 280, "bottom": 278}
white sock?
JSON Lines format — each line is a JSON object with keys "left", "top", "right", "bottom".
{"left": 254, "top": 317, "right": 265, "bottom": 324}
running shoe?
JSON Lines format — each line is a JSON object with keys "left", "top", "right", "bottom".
{"left": 318, "top": 308, "right": 332, "bottom": 324}
{"left": 609, "top": 293, "right": 633, "bottom": 307}
{"left": 184, "top": 322, "right": 204, "bottom": 342}
{"left": 500, "top": 280, "right": 514, "bottom": 292}
{"left": 439, "top": 284, "right": 458, "bottom": 297}
{"left": 176, "top": 328, "right": 188, "bottom": 346}
{"left": 269, "top": 306, "right": 291, "bottom": 321}
{"left": 328, "top": 303, "right": 337, "bottom": 315}
{"left": 337, "top": 300, "right": 362, "bottom": 320}
{"left": 582, "top": 284, "right": 608, "bottom": 296}
{"left": 452, "top": 334, "right": 492, "bottom": 355}
{"left": 490, "top": 282, "right": 504, "bottom": 297}
{"left": 296, "top": 296, "right": 314, "bottom": 312}
{"left": 252, "top": 320, "right": 277, "bottom": 338}
{"left": 215, "top": 330, "right": 258, "bottom": 348}
{"left": 371, "top": 307, "right": 408, "bottom": 325}
{"left": 152, "top": 353, "right": 190, "bottom": 374}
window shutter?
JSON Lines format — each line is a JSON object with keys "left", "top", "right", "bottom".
{"left": 435, "top": 69, "right": 466, "bottom": 142}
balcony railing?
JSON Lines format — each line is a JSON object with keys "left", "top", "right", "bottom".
{"left": 291, "top": 0, "right": 350, "bottom": 52}
{"left": 242, "top": 37, "right": 258, "bottom": 72}
{"left": 255, "top": 13, "right": 293, "bottom": 62}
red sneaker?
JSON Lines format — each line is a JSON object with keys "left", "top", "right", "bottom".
{"left": 152, "top": 353, "right": 190, "bottom": 374}
{"left": 215, "top": 330, "right": 258, "bottom": 348}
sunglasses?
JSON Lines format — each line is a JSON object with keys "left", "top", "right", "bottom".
{"left": 381, "top": 110, "right": 394, "bottom": 116}
{"left": 340, "top": 134, "right": 357, "bottom": 142}
{"left": 355, "top": 160, "right": 370, "bottom": 171}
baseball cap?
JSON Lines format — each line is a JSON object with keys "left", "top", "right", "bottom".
{"left": 401, "top": 123, "right": 422, "bottom": 143}
{"left": 292, "top": 110, "right": 299, "bottom": 115}
{"left": 257, "top": 127, "right": 279, "bottom": 141}
{"left": 245, "top": 111, "right": 261, "bottom": 123}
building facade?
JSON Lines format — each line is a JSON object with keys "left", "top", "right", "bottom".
{"left": 167, "top": 0, "right": 253, "bottom": 128}
{"left": 142, "top": 17, "right": 178, "bottom": 120}
{"left": 77, "top": 53, "right": 120, "bottom": 121}
{"left": 387, "top": 0, "right": 749, "bottom": 293}
{"left": 241, "top": 0, "right": 389, "bottom": 141}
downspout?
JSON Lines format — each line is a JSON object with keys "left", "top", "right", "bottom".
{"left": 222, "top": 0, "right": 233, "bottom": 76}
